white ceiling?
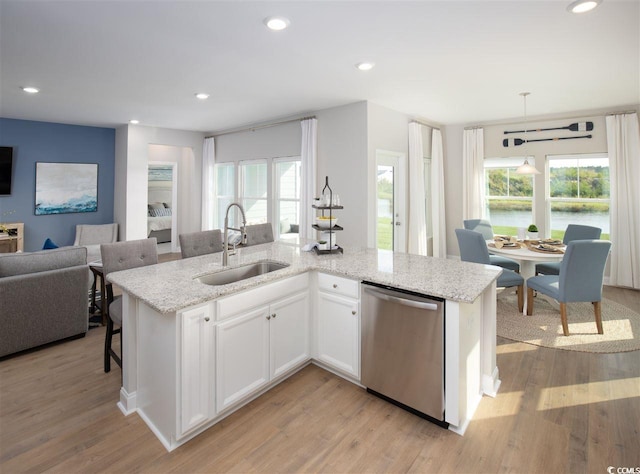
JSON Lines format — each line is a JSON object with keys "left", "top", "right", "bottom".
{"left": 1, "top": 1, "right": 638, "bottom": 132}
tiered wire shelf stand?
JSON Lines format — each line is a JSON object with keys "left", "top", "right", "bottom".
{"left": 312, "top": 176, "right": 343, "bottom": 255}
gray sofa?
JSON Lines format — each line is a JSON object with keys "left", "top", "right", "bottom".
{"left": 0, "top": 247, "right": 90, "bottom": 358}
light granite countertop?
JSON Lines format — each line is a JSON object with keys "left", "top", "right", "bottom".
{"left": 107, "top": 242, "right": 502, "bottom": 314}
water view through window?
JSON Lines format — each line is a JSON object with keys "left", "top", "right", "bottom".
{"left": 548, "top": 154, "right": 609, "bottom": 240}
{"left": 484, "top": 154, "right": 610, "bottom": 239}
{"left": 485, "top": 157, "right": 533, "bottom": 236}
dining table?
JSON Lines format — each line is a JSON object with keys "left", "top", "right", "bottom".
{"left": 487, "top": 239, "right": 566, "bottom": 313}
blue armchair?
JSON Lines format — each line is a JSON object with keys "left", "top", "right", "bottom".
{"left": 535, "top": 224, "right": 601, "bottom": 275}
{"left": 463, "top": 219, "right": 520, "bottom": 273}
{"left": 456, "top": 228, "right": 524, "bottom": 312}
{"left": 527, "top": 240, "right": 611, "bottom": 336}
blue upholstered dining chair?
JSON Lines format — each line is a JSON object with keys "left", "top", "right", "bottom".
{"left": 535, "top": 224, "right": 601, "bottom": 275}
{"left": 100, "top": 238, "right": 158, "bottom": 373}
{"left": 456, "top": 228, "right": 524, "bottom": 312}
{"left": 463, "top": 219, "right": 520, "bottom": 273}
{"left": 527, "top": 240, "right": 611, "bottom": 336}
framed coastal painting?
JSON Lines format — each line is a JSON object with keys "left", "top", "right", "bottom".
{"left": 35, "top": 162, "right": 98, "bottom": 215}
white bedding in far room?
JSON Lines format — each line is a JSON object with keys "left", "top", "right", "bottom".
{"left": 148, "top": 215, "right": 172, "bottom": 235}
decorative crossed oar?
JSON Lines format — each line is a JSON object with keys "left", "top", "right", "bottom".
{"left": 503, "top": 134, "right": 592, "bottom": 147}
{"left": 503, "top": 121, "right": 593, "bottom": 134}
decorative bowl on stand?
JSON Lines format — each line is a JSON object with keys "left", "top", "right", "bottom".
{"left": 316, "top": 216, "right": 338, "bottom": 229}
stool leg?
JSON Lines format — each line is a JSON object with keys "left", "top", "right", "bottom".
{"left": 104, "top": 319, "right": 113, "bottom": 373}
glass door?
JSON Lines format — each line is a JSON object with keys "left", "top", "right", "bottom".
{"left": 376, "top": 151, "right": 406, "bottom": 252}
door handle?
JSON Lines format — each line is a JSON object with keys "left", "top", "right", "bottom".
{"left": 363, "top": 287, "right": 439, "bottom": 311}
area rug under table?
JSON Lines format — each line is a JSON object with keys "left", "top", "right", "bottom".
{"left": 496, "top": 292, "right": 640, "bottom": 353}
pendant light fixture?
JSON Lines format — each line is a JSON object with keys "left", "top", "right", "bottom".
{"left": 514, "top": 92, "right": 540, "bottom": 175}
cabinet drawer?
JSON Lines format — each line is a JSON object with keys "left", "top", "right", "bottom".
{"left": 317, "top": 273, "right": 359, "bottom": 299}
{"left": 216, "top": 272, "right": 309, "bottom": 321}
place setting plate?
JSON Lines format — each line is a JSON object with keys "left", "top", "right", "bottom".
{"left": 489, "top": 236, "right": 522, "bottom": 250}
{"left": 528, "top": 243, "right": 565, "bottom": 254}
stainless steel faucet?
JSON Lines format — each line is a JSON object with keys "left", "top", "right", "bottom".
{"left": 223, "top": 202, "right": 248, "bottom": 266}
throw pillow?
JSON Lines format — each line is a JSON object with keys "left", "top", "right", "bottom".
{"left": 150, "top": 207, "right": 171, "bottom": 217}
{"left": 42, "top": 238, "right": 59, "bottom": 250}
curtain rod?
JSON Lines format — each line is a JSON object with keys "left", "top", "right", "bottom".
{"left": 466, "top": 109, "right": 638, "bottom": 129}
{"left": 207, "top": 116, "right": 316, "bottom": 139}
{"left": 606, "top": 110, "right": 637, "bottom": 116}
{"left": 410, "top": 119, "right": 440, "bottom": 131}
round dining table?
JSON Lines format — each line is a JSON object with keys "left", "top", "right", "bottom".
{"left": 487, "top": 240, "right": 565, "bottom": 313}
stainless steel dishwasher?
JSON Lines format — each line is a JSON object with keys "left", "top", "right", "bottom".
{"left": 361, "top": 282, "right": 447, "bottom": 427}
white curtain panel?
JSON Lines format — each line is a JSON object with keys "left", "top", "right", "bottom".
{"left": 201, "top": 137, "right": 216, "bottom": 230}
{"left": 431, "top": 128, "right": 447, "bottom": 258}
{"left": 300, "top": 118, "right": 318, "bottom": 240}
{"left": 462, "top": 128, "right": 485, "bottom": 220}
{"left": 606, "top": 112, "right": 640, "bottom": 289}
{"left": 408, "top": 122, "right": 428, "bottom": 255}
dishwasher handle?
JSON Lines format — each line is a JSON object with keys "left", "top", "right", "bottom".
{"left": 363, "top": 286, "right": 439, "bottom": 311}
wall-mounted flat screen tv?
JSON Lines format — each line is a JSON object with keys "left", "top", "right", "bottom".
{"left": 0, "top": 146, "right": 13, "bottom": 195}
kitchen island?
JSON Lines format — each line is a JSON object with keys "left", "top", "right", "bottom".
{"left": 108, "top": 242, "right": 502, "bottom": 451}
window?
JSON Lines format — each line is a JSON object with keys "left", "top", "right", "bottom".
{"left": 274, "top": 159, "right": 301, "bottom": 239}
{"left": 484, "top": 157, "right": 534, "bottom": 235}
{"left": 214, "top": 156, "right": 301, "bottom": 240}
{"left": 547, "top": 153, "right": 609, "bottom": 240}
{"left": 214, "top": 163, "right": 235, "bottom": 229}
{"left": 239, "top": 160, "right": 268, "bottom": 225}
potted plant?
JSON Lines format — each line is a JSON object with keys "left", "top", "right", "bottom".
{"left": 317, "top": 240, "right": 328, "bottom": 250}
{"left": 527, "top": 224, "right": 539, "bottom": 240}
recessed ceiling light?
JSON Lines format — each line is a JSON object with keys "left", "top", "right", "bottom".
{"left": 355, "top": 62, "right": 375, "bottom": 71}
{"left": 195, "top": 93, "right": 210, "bottom": 100}
{"left": 22, "top": 86, "right": 39, "bottom": 94}
{"left": 264, "top": 16, "right": 290, "bottom": 31}
{"left": 567, "top": 0, "right": 602, "bottom": 13}
{"left": 129, "top": 119, "right": 140, "bottom": 125}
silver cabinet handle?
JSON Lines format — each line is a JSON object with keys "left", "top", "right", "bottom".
{"left": 333, "top": 284, "right": 338, "bottom": 288}
{"left": 352, "top": 310, "right": 357, "bottom": 315}
{"left": 204, "top": 316, "right": 210, "bottom": 322}
{"left": 266, "top": 315, "right": 271, "bottom": 320}
{"left": 272, "top": 313, "right": 277, "bottom": 318}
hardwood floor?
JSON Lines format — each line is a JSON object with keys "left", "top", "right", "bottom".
{"left": 1, "top": 286, "right": 638, "bottom": 473}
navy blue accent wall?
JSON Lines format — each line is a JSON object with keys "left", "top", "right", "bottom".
{"left": 0, "top": 118, "right": 115, "bottom": 252}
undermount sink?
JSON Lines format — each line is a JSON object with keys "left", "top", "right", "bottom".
{"left": 195, "top": 260, "right": 290, "bottom": 286}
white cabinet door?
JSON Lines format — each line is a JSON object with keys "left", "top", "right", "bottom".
{"left": 316, "top": 291, "right": 360, "bottom": 379}
{"left": 179, "top": 304, "right": 214, "bottom": 436}
{"left": 216, "top": 305, "right": 270, "bottom": 413}
{"left": 270, "top": 291, "right": 310, "bottom": 379}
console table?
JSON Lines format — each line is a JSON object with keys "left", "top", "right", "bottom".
{"left": 0, "top": 222, "right": 24, "bottom": 253}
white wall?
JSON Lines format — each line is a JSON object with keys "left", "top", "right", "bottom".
{"left": 316, "top": 101, "right": 369, "bottom": 247}
{"left": 114, "top": 125, "right": 129, "bottom": 240}
{"left": 114, "top": 125, "right": 205, "bottom": 241}
{"left": 443, "top": 123, "right": 465, "bottom": 258}
{"left": 214, "top": 121, "right": 301, "bottom": 162}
